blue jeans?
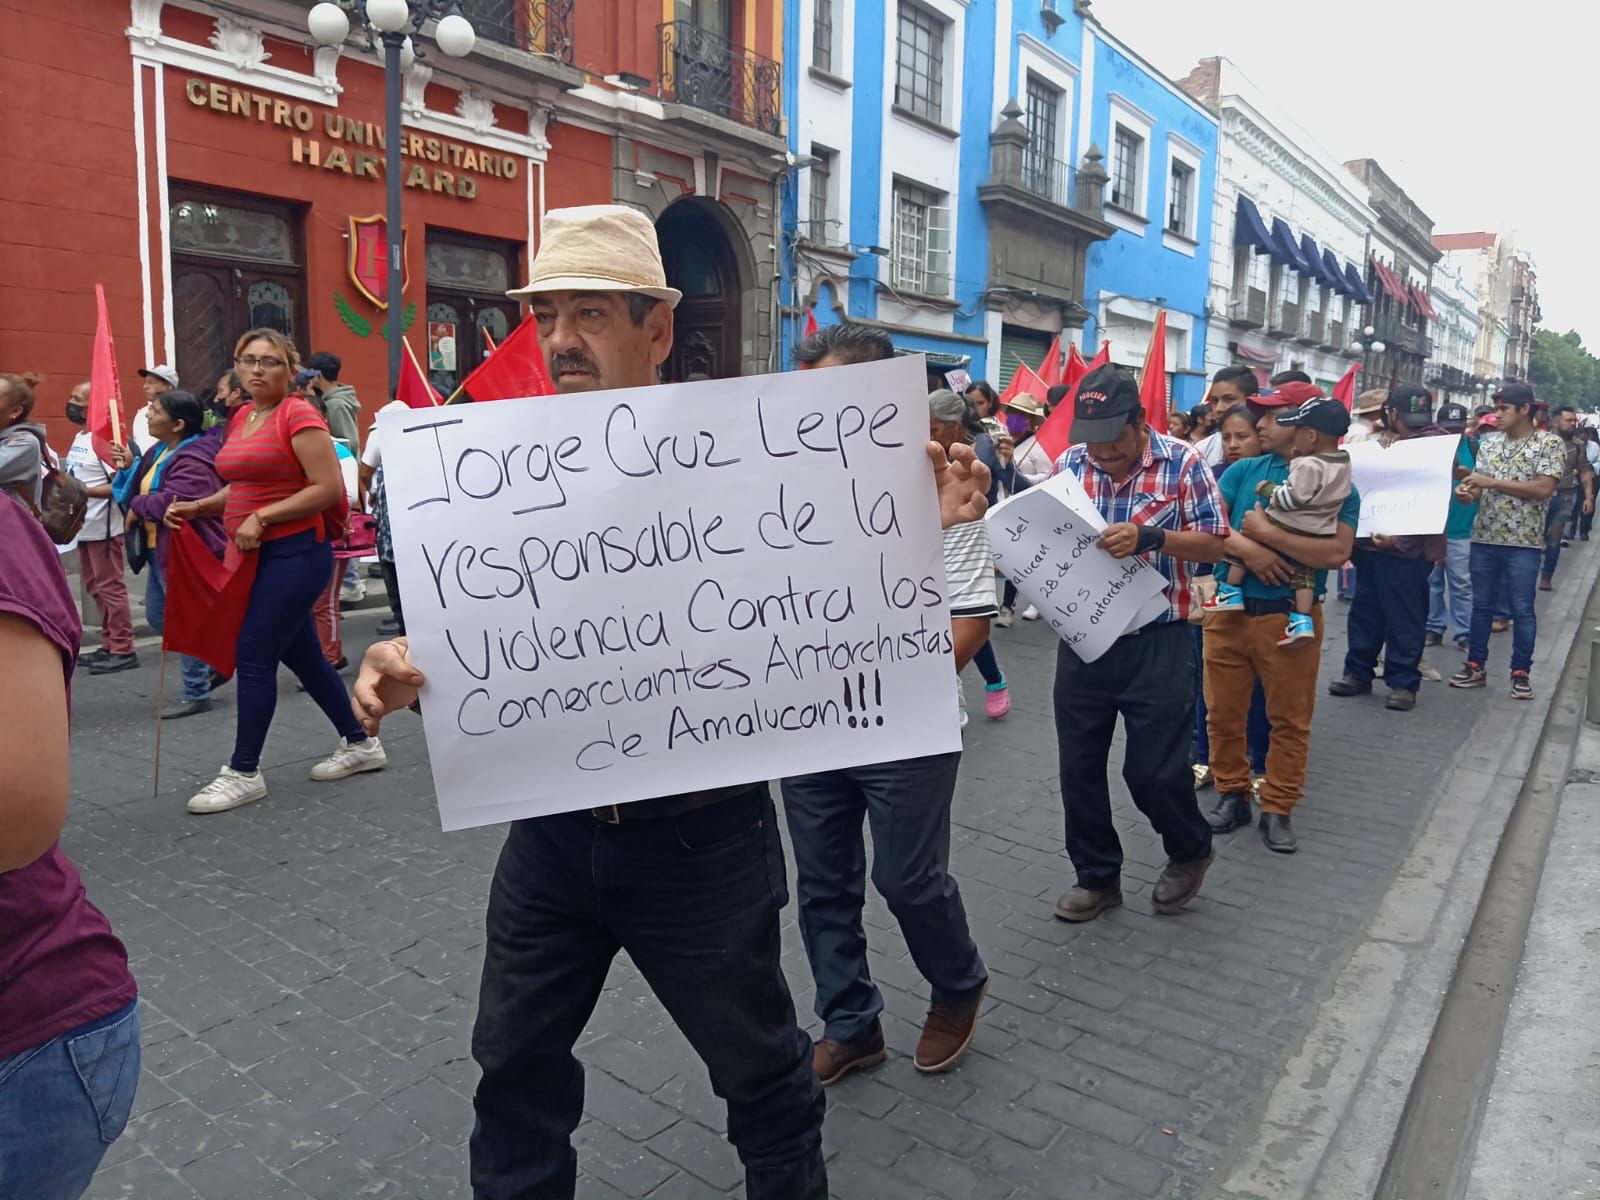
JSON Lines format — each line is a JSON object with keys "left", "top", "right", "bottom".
{"left": 231, "top": 531, "right": 365, "bottom": 773}
{"left": 1544, "top": 491, "right": 1576, "bottom": 578}
{"left": 1192, "top": 626, "right": 1269, "bottom": 773}
{"left": 1427, "top": 538, "right": 1474, "bottom": 642}
{"left": 470, "top": 788, "right": 825, "bottom": 1200}
{"left": 0, "top": 1000, "right": 140, "bottom": 1200}
{"left": 782, "top": 754, "right": 987, "bottom": 1043}
{"left": 1469, "top": 543, "right": 1541, "bottom": 673}
{"left": 145, "top": 565, "right": 212, "bottom": 702}
{"left": 342, "top": 559, "right": 360, "bottom": 590}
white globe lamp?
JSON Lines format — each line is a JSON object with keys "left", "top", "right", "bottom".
{"left": 307, "top": 2, "right": 350, "bottom": 44}
{"left": 365, "top": 0, "right": 411, "bottom": 34}
{"left": 435, "top": 12, "right": 476, "bottom": 57}
{"left": 1372, "top": 341, "right": 1387, "bottom": 354}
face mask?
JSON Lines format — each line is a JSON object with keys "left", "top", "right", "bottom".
{"left": 66, "top": 405, "right": 88, "bottom": 426}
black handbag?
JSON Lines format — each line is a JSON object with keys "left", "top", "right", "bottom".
{"left": 125, "top": 516, "right": 152, "bottom": 574}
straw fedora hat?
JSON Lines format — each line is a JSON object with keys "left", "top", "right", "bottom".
{"left": 1006, "top": 392, "right": 1046, "bottom": 419}
{"left": 1354, "top": 387, "right": 1388, "bottom": 415}
{"left": 506, "top": 205, "right": 683, "bottom": 308}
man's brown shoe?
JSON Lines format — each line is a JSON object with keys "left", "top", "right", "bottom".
{"left": 914, "top": 980, "right": 987, "bottom": 1073}
{"left": 1151, "top": 850, "right": 1215, "bottom": 915}
{"left": 1053, "top": 882, "right": 1122, "bottom": 923}
{"left": 812, "top": 1021, "right": 887, "bottom": 1085}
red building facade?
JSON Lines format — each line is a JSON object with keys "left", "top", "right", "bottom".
{"left": 2, "top": 0, "right": 785, "bottom": 445}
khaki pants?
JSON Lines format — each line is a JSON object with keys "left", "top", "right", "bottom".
{"left": 1202, "top": 605, "right": 1323, "bottom": 815}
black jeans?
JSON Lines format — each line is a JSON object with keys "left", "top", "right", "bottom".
{"left": 781, "top": 754, "right": 987, "bottom": 1043}
{"left": 1054, "top": 621, "right": 1212, "bottom": 889}
{"left": 469, "top": 787, "right": 826, "bottom": 1200}
{"left": 1342, "top": 549, "right": 1432, "bottom": 694}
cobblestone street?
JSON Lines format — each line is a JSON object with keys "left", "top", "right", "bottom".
{"left": 67, "top": 547, "right": 1597, "bottom": 1200}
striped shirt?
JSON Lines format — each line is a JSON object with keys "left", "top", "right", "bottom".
{"left": 944, "top": 520, "right": 998, "bottom": 617}
{"left": 215, "top": 396, "right": 327, "bottom": 540}
{"left": 1054, "top": 429, "right": 1228, "bottom": 624}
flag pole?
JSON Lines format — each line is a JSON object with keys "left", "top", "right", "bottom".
{"left": 152, "top": 646, "right": 167, "bottom": 796}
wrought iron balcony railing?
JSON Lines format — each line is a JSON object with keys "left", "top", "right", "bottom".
{"left": 1018, "top": 153, "right": 1079, "bottom": 211}
{"left": 459, "top": 0, "right": 574, "bottom": 63}
{"left": 659, "top": 21, "right": 782, "bottom": 136}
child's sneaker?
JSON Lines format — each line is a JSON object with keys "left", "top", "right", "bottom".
{"left": 1449, "top": 661, "right": 1487, "bottom": 689}
{"left": 1204, "top": 580, "right": 1245, "bottom": 612}
{"left": 1277, "top": 612, "right": 1314, "bottom": 644}
{"left": 1509, "top": 670, "right": 1534, "bottom": 700}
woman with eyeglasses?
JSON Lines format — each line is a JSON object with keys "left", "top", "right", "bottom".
{"left": 165, "top": 329, "right": 385, "bottom": 814}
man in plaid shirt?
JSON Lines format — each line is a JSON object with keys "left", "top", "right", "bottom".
{"left": 1050, "top": 365, "right": 1230, "bottom": 924}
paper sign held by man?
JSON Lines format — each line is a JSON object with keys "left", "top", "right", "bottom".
{"left": 1345, "top": 435, "right": 1458, "bottom": 536}
{"left": 381, "top": 354, "right": 963, "bottom": 830}
{"left": 985, "top": 472, "right": 1168, "bottom": 663}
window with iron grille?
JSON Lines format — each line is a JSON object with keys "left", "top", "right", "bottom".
{"left": 895, "top": 2, "right": 946, "bottom": 124}
{"left": 1111, "top": 125, "right": 1142, "bottom": 211}
{"left": 813, "top": 0, "right": 834, "bottom": 73}
{"left": 892, "top": 179, "right": 950, "bottom": 296}
{"left": 808, "top": 146, "right": 834, "bottom": 241}
{"left": 1166, "top": 159, "right": 1193, "bottom": 237}
{"left": 1023, "top": 73, "right": 1061, "bottom": 191}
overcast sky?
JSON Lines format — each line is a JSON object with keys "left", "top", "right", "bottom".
{"left": 1090, "top": 0, "right": 1595, "bottom": 347}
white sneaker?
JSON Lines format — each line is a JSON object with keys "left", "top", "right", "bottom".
{"left": 187, "top": 766, "right": 268, "bottom": 815}
{"left": 339, "top": 581, "right": 367, "bottom": 604}
{"left": 995, "top": 606, "right": 1014, "bottom": 628}
{"left": 310, "top": 737, "right": 387, "bottom": 781}
{"left": 1020, "top": 604, "right": 1040, "bottom": 621}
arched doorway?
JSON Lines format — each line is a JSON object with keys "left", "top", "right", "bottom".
{"left": 656, "top": 199, "right": 742, "bottom": 381}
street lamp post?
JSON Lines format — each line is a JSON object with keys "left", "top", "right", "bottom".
{"left": 308, "top": 0, "right": 476, "bottom": 400}
{"left": 1350, "top": 324, "right": 1387, "bottom": 389}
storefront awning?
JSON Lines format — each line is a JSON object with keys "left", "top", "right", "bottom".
{"left": 1298, "top": 234, "right": 1338, "bottom": 286}
{"left": 1370, "top": 257, "right": 1409, "bottom": 304}
{"left": 1343, "top": 261, "right": 1373, "bottom": 305}
{"left": 1234, "top": 196, "right": 1274, "bottom": 252}
{"left": 1410, "top": 285, "right": 1438, "bottom": 322}
{"left": 1269, "top": 218, "right": 1306, "bottom": 269}
{"left": 1323, "top": 249, "right": 1351, "bottom": 296}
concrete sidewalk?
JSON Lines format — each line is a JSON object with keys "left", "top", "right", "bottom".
{"left": 1463, "top": 711, "right": 1600, "bottom": 1199}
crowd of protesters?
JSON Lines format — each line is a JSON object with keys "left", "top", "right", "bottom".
{"left": 2, "top": 204, "right": 1591, "bottom": 1200}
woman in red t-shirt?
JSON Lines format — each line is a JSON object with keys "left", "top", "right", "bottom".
{"left": 166, "top": 330, "right": 386, "bottom": 814}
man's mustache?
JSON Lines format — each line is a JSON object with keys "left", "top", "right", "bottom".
{"left": 550, "top": 351, "right": 599, "bottom": 376}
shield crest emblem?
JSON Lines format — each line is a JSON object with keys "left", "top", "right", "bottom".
{"left": 348, "top": 214, "right": 410, "bottom": 309}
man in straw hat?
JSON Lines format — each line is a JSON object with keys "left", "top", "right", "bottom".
{"left": 348, "top": 205, "right": 993, "bottom": 1200}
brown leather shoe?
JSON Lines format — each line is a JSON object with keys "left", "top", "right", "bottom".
{"left": 1053, "top": 882, "right": 1123, "bottom": 923}
{"left": 812, "top": 1021, "right": 887, "bottom": 1085}
{"left": 914, "top": 980, "right": 987, "bottom": 1073}
{"left": 1151, "top": 850, "right": 1215, "bottom": 915}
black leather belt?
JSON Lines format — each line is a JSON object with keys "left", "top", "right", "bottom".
{"left": 591, "top": 783, "right": 756, "bottom": 824}
{"left": 1242, "top": 598, "right": 1295, "bottom": 616}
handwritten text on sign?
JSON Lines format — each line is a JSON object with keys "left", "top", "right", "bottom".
{"left": 379, "top": 356, "right": 962, "bottom": 830}
{"left": 1345, "top": 434, "right": 1459, "bottom": 536}
{"left": 986, "top": 473, "right": 1167, "bottom": 662}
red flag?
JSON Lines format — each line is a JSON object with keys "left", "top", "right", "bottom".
{"left": 1331, "top": 361, "right": 1361, "bottom": 410}
{"left": 163, "top": 525, "right": 258, "bottom": 677}
{"left": 1138, "top": 312, "right": 1169, "bottom": 435}
{"left": 398, "top": 337, "right": 444, "bottom": 408}
{"left": 88, "top": 284, "right": 124, "bottom": 458}
{"left": 998, "top": 362, "right": 1048, "bottom": 410}
{"left": 482, "top": 327, "right": 498, "bottom": 355}
{"left": 446, "top": 314, "right": 554, "bottom": 404}
{"left": 1034, "top": 341, "right": 1110, "bottom": 464}
{"left": 1035, "top": 335, "right": 1064, "bottom": 388}
{"left": 803, "top": 307, "right": 819, "bottom": 339}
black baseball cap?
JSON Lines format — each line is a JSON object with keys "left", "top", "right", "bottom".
{"left": 1437, "top": 402, "right": 1469, "bottom": 432}
{"left": 1474, "top": 405, "right": 1495, "bottom": 418}
{"left": 1387, "top": 384, "right": 1434, "bottom": 429}
{"left": 1494, "top": 382, "right": 1535, "bottom": 407}
{"left": 1274, "top": 397, "right": 1351, "bottom": 438}
{"left": 1071, "top": 364, "right": 1141, "bottom": 442}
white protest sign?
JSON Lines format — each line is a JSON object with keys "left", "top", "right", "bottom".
{"left": 1345, "top": 435, "right": 1459, "bottom": 536}
{"left": 986, "top": 472, "right": 1168, "bottom": 662}
{"left": 380, "top": 355, "right": 962, "bottom": 830}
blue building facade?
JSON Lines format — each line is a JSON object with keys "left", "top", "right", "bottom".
{"left": 782, "top": 0, "right": 1217, "bottom": 410}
